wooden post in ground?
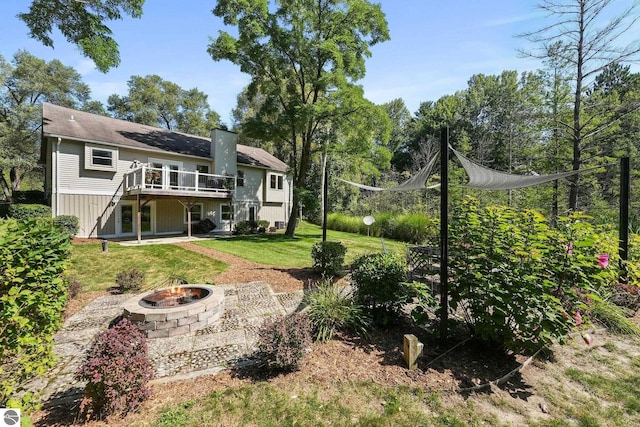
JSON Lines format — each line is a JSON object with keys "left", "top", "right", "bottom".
{"left": 403, "top": 334, "right": 423, "bottom": 370}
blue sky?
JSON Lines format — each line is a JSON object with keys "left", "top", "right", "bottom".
{"left": 0, "top": 1, "right": 633, "bottom": 125}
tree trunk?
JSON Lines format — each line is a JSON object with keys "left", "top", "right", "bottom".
{"left": 285, "top": 131, "right": 314, "bottom": 237}
{"left": 568, "top": 0, "right": 586, "bottom": 211}
{"left": 10, "top": 166, "right": 22, "bottom": 191}
{"left": 0, "top": 168, "right": 13, "bottom": 202}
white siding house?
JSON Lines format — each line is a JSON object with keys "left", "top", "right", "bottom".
{"left": 42, "top": 103, "right": 292, "bottom": 239}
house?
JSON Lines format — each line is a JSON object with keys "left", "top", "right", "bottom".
{"left": 41, "top": 102, "right": 291, "bottom": 240}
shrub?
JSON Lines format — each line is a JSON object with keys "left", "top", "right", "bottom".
{"left": 0, "top": 218, "right": 71, "bottom": 409}
{"left": 192, "top": 218, "right": 216, "bottom": 234}
{"left": 68, "top": 279, "right": 83, "bottom": 299}
{"left": 76, "top": 317, "right": 154, "bottom": 419}
{"left": 53, "top": 215, "right": 79, "bottom": 237}
{"left": 0, "top": 202, "right": 9, "bottom": 218}
{"left": 311, "top": 241, "right": 347, "bottom": 277}
{"left": 234, "top": 220, "right": 270, "bottom": 235}
{"left": 257, "top": 314, "right": 313, "bottom": 371}
{"left": 304, "top": 280, "right": 371, "bottom": 342}
{"left": 116, "top": 268, "right": 145, "bottom": 293}
{"left": 7, "top": 203, "right": 51, "bottom": 221}
{"left": 350, "top": 253, "right": 408, "bottom": 325}
{"left": 448, "top": 197, "right": 618, "bottom": 352}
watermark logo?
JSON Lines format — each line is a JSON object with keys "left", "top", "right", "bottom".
{"left": 0, "top": 409, "right": 20, "bottom": 426}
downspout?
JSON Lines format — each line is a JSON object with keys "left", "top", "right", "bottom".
{"left": 55, "top": 137, "right": 61, "bottom": 217}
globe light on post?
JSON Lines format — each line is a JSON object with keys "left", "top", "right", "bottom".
{"left": 363, "top": 215, "right": 375, "bottom": 236}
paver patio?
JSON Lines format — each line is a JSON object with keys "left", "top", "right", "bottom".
{"left": 31, "top": 281, "right": 306, "bottom": 408}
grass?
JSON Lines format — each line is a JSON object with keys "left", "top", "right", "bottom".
{"left": 67, "top": 243, "right": 227, "bottom": 292}
{"left": 193, "top": 221, "right": 407, "bottom": 267}
{"left": 151, "top": 382, "right": 491, "bottom": 427}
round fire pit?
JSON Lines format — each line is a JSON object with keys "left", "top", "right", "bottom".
{"left": 123, "top": 285, "right": 224, "bottom": 338}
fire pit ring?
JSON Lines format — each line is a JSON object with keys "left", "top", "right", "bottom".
{"left": 123, "top": 285, "right": 224, "bottom": 338}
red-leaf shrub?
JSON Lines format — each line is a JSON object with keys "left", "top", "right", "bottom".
{"left": 76, "top": 317, "right": 154, "bottom": 419}
{"left": 257, "top": 314, "right": 313, "bottom": 371}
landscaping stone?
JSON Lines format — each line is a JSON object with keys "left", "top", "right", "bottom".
{"left": 35, "top": 281, "right": 304, "bottom": 408}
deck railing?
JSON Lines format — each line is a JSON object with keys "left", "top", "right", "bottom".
{"left": 124, "top": 166, "right": 235, "bottom": 195}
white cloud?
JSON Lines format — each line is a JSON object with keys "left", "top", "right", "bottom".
{"left": 87, "top": 81, "right": 127, "bottom": 103}
{"left": 75, "top": 59, "right": 97, "bottom": 76}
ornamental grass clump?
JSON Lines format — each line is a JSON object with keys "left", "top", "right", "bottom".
{"left": 257, "top": 313, "right": 313, "bottom": 371}
{"left": 304, "top": 279, "right": 371, "bottom": 342}
{"left": 76, "top": 317, "right": 154, "bottom": 420}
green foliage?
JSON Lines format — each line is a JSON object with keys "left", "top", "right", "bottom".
{"left": 107, "top": 74, "right": 221, "bottom": 136}
{"left": 590, "top": 298, "right": 640, "bottom": 336}
{"left": 449, "top": 197, "right": 618, "bottom": 352}
{"left": 0, "top": 218, "right": 71, "bottom": 409}
{"left": 233, "top": 220, "right": 270, "bottom": 235}
{"left": 404, "top": 280, "right": 440, "bottom": 325}
{"left": 18, "top": 0, "right": 144, "bottom": 73}
{"left": 210, "top": 0, "right": 390, "bottom": 236}
{"left": 7, "top": 203, "right": 51, "bottom": 220}
{"left": 115, "top": 268, "right": 144, "bottom": 293}
{"left": 53, "top": 215, "right": 79, "bottom": 236}
{"left": 304, "top": 280, "right": 371, "bottom": 342}
{"left": 1, "top": 50, "right": 95, "bottom": 199}
{"left": 257, "top": 313, "right": 313, "bottom": 372}
{"left": 350, "top": 253, "right": 408, "bottom": 324}
{"left": 327, "top": 212, "right": 437, "bottom": 244}
{"left": 311, "top": 241, "right": 347, "bottom": 277}
{"left": 76, "top": 317, "right": 154, "bottom": 420}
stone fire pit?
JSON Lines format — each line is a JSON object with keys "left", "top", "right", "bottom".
{"left": 123, "top": 285, "right": 224, "bottom": 338}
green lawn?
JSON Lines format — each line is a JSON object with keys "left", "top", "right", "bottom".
{"left": 67, "top": 243, "right": 227, "bottom": 292}
{"left": 193, "top": 221, "right": 408, "bottom": 267}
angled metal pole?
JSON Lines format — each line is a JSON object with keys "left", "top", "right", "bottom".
{"left": 619, "top": 156, "right": 630, "bottom": 283}
{"left": 439, "top": 127, "right": 449, "bottom": 340}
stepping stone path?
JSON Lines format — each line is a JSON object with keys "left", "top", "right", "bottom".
{"left": 28, "top": 281, "right": 306, "bottom": 408}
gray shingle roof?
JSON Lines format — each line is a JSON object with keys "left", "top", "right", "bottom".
{"left": 42, "top": 103, "right": 288, "bottom": 172}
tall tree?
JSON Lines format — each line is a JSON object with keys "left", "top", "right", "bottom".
{"left": 17, "top": 0, "right": 144, "bottom": 73}
{"left": 540, "top": 41, "right": 574, "bottom": 220}
{"left": 209, "top": 0, "right": 390, "bottom": 237}
{"left": 0, "top": 50, "right": 92, "bottom": 201}
{"left": 520, "top": 0, "right": 640, "bottom": 210}
{"left": 107, "top": 75, "right": 222, "bottom": 136}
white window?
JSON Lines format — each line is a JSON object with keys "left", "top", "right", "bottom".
{"left": 237, "top": 170, "right": 245, "bottom": 187}
{"left": 221, "top": 204, "right": 234, "bottom": 221}
{"left": 184, "top": 203, "right": 203, "bottom": 223}
{"left": 269, "top": 174, "right": 283, "bottom": 190}
{"left": 85, "top": 144, "right": 118, "bottom": 171}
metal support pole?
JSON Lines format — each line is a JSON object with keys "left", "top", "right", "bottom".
{"left": 322, "top": 158, "right": 328, "bottom": 242}
{"left": 439, "top": 127, "right": 449, "bottom": 340}
{"left": 619, "top": 156, "right": 630, "bottom": 283}
{"left": 137, "top": 194, "right": 142, "bottom": 244}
